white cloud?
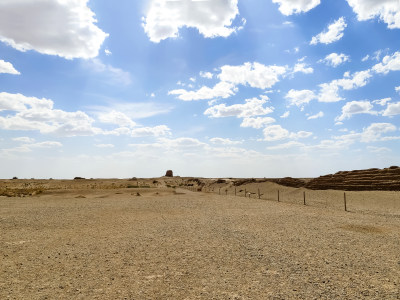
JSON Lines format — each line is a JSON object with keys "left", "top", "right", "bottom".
{"left": 307, "top": 111, "right": 324, "bottom": 120}
{"left": 382, "top": 102, "right": 400, "bottom": 116}
{"left": 263, "top": 125, "right": 289, "bottom": 141}
{"left": 142, "top": 0, "right": 242, "bottom": 43}
{"left": 240, "top": 116, "right": 276, "bottom": 129}
{"left": 97, "top": 110, "right": 137, "bottom": 128}
{"left": 360, "top": 123, "right": 397, "bottom": 142}
{"left": 310, "top": 17, "right": 347, "bottom": 45}
{"left": 319, "top": 53, "right": 350, "bottom": 67}
{"left": 362, "top": 55, "right": 370, "bottom": 62}
{"left": 2, "top": 141, "right": 62, "bottom": 154}
{"left": 204, "top": 96, "right": 273, "bottom": 118}
{"left": 170, "top": 62, "right": 287, "bottom": 101}
{"left": 372, "top": 97, "right": 391, "bottom": 106}
{"left": 262, "top": 125, "right": 312, "bottom": 141}
{"left": 209, "top": 137, "right": 243, "bottom": 145}
{"left": 280, "top": 111, "right": 290, "bottom": 118}
{"left": 28, "top": 141, "right": 62, "bottom": 149}
{"left": 200, "top": 71, "right": 213, "bottom": 79}
{"left": 12, "top": 137, "right": 35, "bottom": 143}
{"left": 293, "top": 63, "right": 314, "bottom": 74}
{"left": 131, "top": 125, "right": 171, "bottom": 137}
{"left": 0, "top": 0, "right": 108, "bottom": 59}
{"left": 335, "top": 100, "right": 378, "bottom": 121}
{"left": 286, "top": 89, "right": 316, "bottom": 107}
{"left": 318, "top": 70, "right": 372, "bottom": 102}
{"left": 0, "top": 92, "right": 171, "bottom": 138}
{"left": 0, "top": 59, "right": 20, "bottom": 75}
{"left": 396, "top": 86, "right": 400, "bottom": 94}
{"left": 272, "top": 0, "right": 320, "bottom": 15}
{"left": 334, "top": 122, "right": 398, "bottom": 143}
{"left": 267, "top": 141, "right": 305, "bottom": 150}
{"left": 290, "top": 131, "right": 313, "bottom": 139}
{"left": 346, "top": 0, "right": 400, "bottom": 29}
{"left": 105, "top": 49, "right": 112, "bottom": 56}
{"left": 86, "top": 59, "right": 131, "bottom": 86}
{"left": 91, "top": 102, "right": 172, "bottom": 120}
{"left": 95, "top": 144, "right": 115, "bottom": 148}
{"left": 218, "top": 62, "right": 287, "bottom": 89}
{"left": 372, "top": 51, "right": 400, "bottom": 74}
{"left": 169, "top": 81, "right": 237, "bottom": 101}
{"left": 367, "top": 146, "right": 391, "bottom": 153}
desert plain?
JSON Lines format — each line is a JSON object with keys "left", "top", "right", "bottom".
{"left": 1, "top": 175, "right": 400, "bottom": 299}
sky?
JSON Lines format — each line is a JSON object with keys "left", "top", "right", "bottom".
{"left": 1, "top": 0, "right": 400, "bottom": 179}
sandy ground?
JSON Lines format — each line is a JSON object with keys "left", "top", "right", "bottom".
{"left": 1, "top": 180, "right": 400, "bottom": 299}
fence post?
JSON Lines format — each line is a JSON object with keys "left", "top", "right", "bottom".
{"left": 235, "top": 187, "right": 236, "bottom": 196}
{"left": 258, "top": 188, "right": 260, "bottom": 199}
{"left": 303, "top": 191, "right": 306, "bottom": 205}
{"left": 245, "top": 188, "right": 247, "bottom": 197}
{"left": 344, "top": 192, "right": 347, "bottom": 212}
{"left": 278, "top": 190, "right": 280, "bottom": 202}
{"left": 225, "top": 189, "right": 227, "bottom": 195}
{"left": 219, "top": 188, "right": 221, "bottom": 195}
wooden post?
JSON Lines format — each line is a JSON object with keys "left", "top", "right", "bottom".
{"left": 245, "top": 188, "right": 247, "bottom": 197}
{"left": 344, "top": 192, "right": 347, "bottom": 212}
{"left": 235, "top": 187, "right": 236, "bottom": 196}
{"left": 219, "top": 188, "right": 221, "bottom": 195}
{"left": 225, "top": 189, "right": 227, "bottom": 195}
{"left": 303, "top": 191, "right": 306, "bottom": 205}
{"left": 278, "top": 190, "right": 280, "bottom": 202}
{"left": 258, "top": 188, "right": 260, "bottom": 199}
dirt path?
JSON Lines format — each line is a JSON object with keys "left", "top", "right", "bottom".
{"left": 1, "top": 188, "right": 399, "bottom": 299}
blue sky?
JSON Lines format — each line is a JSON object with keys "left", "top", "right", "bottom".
{"left": 1, "top": 0, "right": 400, "bottom": 179}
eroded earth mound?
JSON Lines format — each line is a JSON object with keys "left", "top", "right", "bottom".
{"left": 305, "top": 166, "right": 400, "bottom": 191}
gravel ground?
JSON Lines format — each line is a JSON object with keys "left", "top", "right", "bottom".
{"left": 1, "top": 187, "right": 399, "bottom": 299}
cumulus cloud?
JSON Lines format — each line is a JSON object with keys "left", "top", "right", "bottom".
{"left": 218, "top": 62, "right": 287, "bottom": 89}
{"left": 267, "top": 141, "right": 305, "bottom": 150}
{"left": 334, "top": 122, "right": 398, "bottom": 143}
{"left": 170, "top": 62, "right": 287, "bottom": 101}
{"left": 263, "top": 125, "right": 289, "bottom": 141}
{"left": 286, "top": 89, "right": 317, "bottom": 107}
{"left": 307, "top": 111, "right": 324, "bottom": 120}
{"left": 169, "top": 81, "right": 237, "bottom": 101}
{"left": 263, "top": 125, "right": 312, "bottom": 141}
{"left": 0, "top": 92, "right": 171, "bottom": 138}
{"left": 335, "top": 100, "right": 378, "bottom": 121}
{"left": 310, "top": 17, "right": 347, "bottom": 45}
{"left": 0, "top": 0, "right": 108, "bottom": 59}
{"left": 346, "top": 0, "right": 400, "bottom": 29}
{"left": 280, "top": 111, "right": 290, "bottom": 118}
{"left": 396, "top": 86, "right": 400, "bottom": 93}
{"left": 272, "top": 0, "right": 320, "bottom": 15}
{"left": 12, "top": 136, "right": 35, "bottom": 143}
{"left": 319, "top": 53, "right": 350, "bottom": 67}
{"left": 200, "top": 71, "right": 213, "bottom": 79}
{"left": 204, "top": 96, "right": 273, "bottom": 118}
{"left": 142, "top": 0, "right": 243, "bottom": 43}
{"left": 240, "top": 117, "right": 276, "bottom": 129}
{"left": 293, "top": 63, "right": 314, "bottom": 74}
{"left": 382, "top": 102, "right": 400, "bottom": 116}
{"left": 318, "top": 70, "right": 372, "bottom": 102}
{"left": 97, "top": 110, "right": 137, "bottom": 128}
{"left": 131, "top": 125, "right": 171, "bottom": 138}
{"left": 372, "top": 97, "right": 391, "bottom": 106}
{"left": 372, "top": 51, "right": 400, "bottom": 74}
{"left": 209, "top": 137, "right": 243, "bottom": 145}
{"left": 0, "top": 59, "right": 20, "bottom": 75}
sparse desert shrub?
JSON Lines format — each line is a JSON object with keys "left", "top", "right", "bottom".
{"left": 12, "top": 177, "right": 18, "bottom": 180}
{"left": 74, "top": 177, "right": 85, "bottom": 180}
